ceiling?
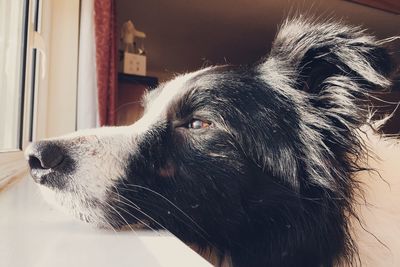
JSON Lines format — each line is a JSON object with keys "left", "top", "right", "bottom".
{"left": 116, "top": 0, "right": 400, "bottom": 80}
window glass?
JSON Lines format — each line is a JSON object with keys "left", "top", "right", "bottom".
{"left": 0, "top": 0, "right": 28, "bottom": 151}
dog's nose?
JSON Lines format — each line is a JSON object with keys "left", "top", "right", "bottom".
{"left": 25, "top": 141, "right": 71, "bottom": 186}
{"left": 28, "top": 143, "right": 64, "bottom": 170}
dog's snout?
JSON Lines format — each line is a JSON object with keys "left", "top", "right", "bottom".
{"left": 28, "top": 144, "right": 65, "bottom": 170}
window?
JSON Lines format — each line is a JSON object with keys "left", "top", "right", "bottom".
{"left": 0, "top": 0, "right": 80, "bottom": 184}
{"left": 0, "top": 0, "right": 41, "bottom": 182}
{"left": 0, "top": 0, "right": 30, "bottom": 151}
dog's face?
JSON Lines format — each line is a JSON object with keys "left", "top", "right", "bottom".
{"left": 26, "top": 65, "right": 299, "bottom": 238}
{"left": 26, "top": 18, "right": 394, "bottom": 266}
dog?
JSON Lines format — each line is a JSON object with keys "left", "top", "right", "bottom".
{"left": 26, "top": 17, "right": 400, "bottom": 267}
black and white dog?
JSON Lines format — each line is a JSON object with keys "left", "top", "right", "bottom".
{"left": 26, "top": 17, "right": 400, "bottom": 267}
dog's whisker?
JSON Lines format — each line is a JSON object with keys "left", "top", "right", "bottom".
{"left": 104, "top": 201, "right": 137, "bottom": 235}
{"left": 112, "top": 191, "right": 141, "bottom": 210}
{"left": 109, "top": 192, "right": 169, "bottom": 232}
{"left": 117, "top": 194, "right": 214, "bottom": 244}
{"left": 99, "top": 212, "right": 119, "bottom": 234}
{"left": 114, "top": 204, "right": 160, "bottom": 234}
{"left": 118, "top": 186, "right": 217, "bottom": 248}
{"left": 120, "top": 184, "right": 210, "bottom": 237}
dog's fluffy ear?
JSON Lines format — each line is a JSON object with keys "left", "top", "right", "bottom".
{"left": 268, "top": 17, "right": 394, "bottom": 94}
{"left": 252, "top": 18, "right": 396, "bottom": 190}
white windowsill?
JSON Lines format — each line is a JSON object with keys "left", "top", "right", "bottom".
{"left": 0, "top": 157, "right": 26, "bottom": 183}
{"left": 0, "top": 176, "right": 212, "bottom": 267}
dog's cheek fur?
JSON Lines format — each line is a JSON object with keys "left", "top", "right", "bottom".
{"left": 113, "top": 124, "right": 251, "bottom": 246}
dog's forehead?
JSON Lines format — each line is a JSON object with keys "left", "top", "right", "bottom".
{"left": 130, "top": 67, "right": 217, "bottom": 133}
{"left": 145, "top": 67, "right": 217, "bottom": 115}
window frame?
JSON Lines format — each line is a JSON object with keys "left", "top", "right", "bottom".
{"left": 0, "top": 0, "right": 34, "bottom": 181}
{"left": 0, "top": 0, "right": 80, "bottom": 184}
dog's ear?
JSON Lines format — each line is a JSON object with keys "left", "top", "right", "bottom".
{"left": 250, "top": 18, "right": 396, "bottom": 191}
{"left": 267, "top": 17, "right": 394, "bottom": 94}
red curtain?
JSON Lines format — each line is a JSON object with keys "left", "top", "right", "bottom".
{"left": 94, "top": 0, "right": 117, "bottom": 126}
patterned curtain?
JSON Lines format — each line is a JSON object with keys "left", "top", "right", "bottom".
{"left": 94, "top": 0, "right": 117, "bottom": 126}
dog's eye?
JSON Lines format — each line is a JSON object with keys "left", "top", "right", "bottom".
{"left": 188, "top": 119, "right": 211, "bottom": 129}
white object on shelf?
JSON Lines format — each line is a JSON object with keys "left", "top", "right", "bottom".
{"left": 121, "top": 20, "right": 146, "bottom": 53}
{"left": 123, "top": 52, "right": 146, "bottom": 76}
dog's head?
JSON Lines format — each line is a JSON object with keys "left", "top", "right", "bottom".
{"left": 26, "top": 18, "right": 395, "bottom": 266}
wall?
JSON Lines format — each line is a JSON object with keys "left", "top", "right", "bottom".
{"left": 45, "top": 0, "right": 80, "bottom": 137}
{"left": 116, "top": 0, "right": 400, "bottom": 81}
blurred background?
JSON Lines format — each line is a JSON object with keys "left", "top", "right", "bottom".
{"left": 116, "top": 0, "right": 400, "bottom": 80}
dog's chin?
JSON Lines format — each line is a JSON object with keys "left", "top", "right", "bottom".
{"left": 36, "top": 183, "right": 149, "bottom": 232}
{"left": 36, "top": 183, "right": 105, "bottom": 225}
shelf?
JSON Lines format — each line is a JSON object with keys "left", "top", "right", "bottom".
{"left": 118, "top": 73, "right": 158, "bottom": 89}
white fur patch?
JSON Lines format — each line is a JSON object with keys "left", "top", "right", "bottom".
{"left": 134, "top": 67, "right": 213, "bottom": 136}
